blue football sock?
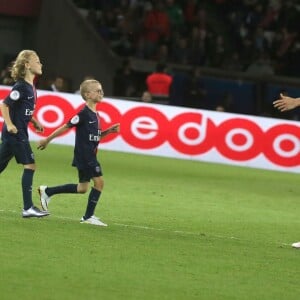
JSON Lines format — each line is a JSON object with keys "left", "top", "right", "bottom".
{"left": 22, "top": 169, "right": 34, "bottom": 210}
{"left": 46, "top": 184, "right": 78, "bottom": 196}
{"left": 84, "top": 188, "right": 101, "bottom": 219}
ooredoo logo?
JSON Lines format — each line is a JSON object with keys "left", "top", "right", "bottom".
{"left": 215, "top": 118, "right": 264, "bottom": 161}
{"left": 0, "top": 89, "right": 299, "bottom": 168}
{"left": 118, "top": 105, "right": 299, "bottom": 167}
{"left": 168, "top": 112, "right": 216, "bottom": 155}
{"left": 121, "top": 107, "right": 169, "bottom": 149}
{"left": 106, "top": 104, "right": 299, "bottom": 167}
{"left": 264, "top": 124, "right": 300, "bottom": 167}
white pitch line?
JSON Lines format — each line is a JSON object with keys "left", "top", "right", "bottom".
{"left": 54, "top": 216, "right": 240, "bottom": 240}
{"left": 0, "top": 209, "right": 293, "bottom": 247}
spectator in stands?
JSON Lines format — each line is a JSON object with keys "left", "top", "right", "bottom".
{"left": 215, "top": 104, "right": 226, "bottom": 112}
{"left": 171, "top": 35, "right": 190, "bottom": 64}
{"left": 259, "top": 2, "right": 280, "bottom": 30}
{"left": 239, "top": 35, "right": 256, "bottom": 69}
{"left": 273, "top": 26, "right": 298, "bottom": 75}
{"left": 183, "top": 0, "right": 197, "bottom": 29}
{"left": 153, "top": 44, "right": 169, "bottom": 63}
{"left": 184, "top": 67, "right": 207, "bottom": 109}
{"left": 216, "top": 91, "right": 234, "bottom": 113}
{"left": 208, "top": 34, "right": 227, "bottom": 68}
{"left": 109, "top": 13, "right": 135, "bottom": 57}
{"left": 184, "top": 1, "right": 207, "bottom": 30}
{"left": 142, "top": 1, "right": 171, "bottom": 59}
{"left": 45, "top": 76, "right": 68, "bottom": 92}
{"left": 282, "top": 40, "right": 300, "bottom": 77}
{"left": 187, "top": 25, "right": 209, "bottom": 66}
{"left": 253, "top": 26, "right": 269, "bottom": 53}
{"left": 246, "top": 52, "right": 275, "bottom": 76}
{"left": 169, "top": 71, "right": 189, "bottom": 107}
{"left": 0, "top": 63, "right": 14, "bottom": 86}
{"left": 141, "top": 90, "right": 152, "bottom": 103}
{"left": 113, "top": 58, "right": 138, "bottom": 97}
{"left": 222, "top": 51, "right": 244, "bottom": 72}
{"left": 146, "top": 62, "right": 173, "bottom": 98}
{"left": 165, "top": 0, "right": 184, "bottom": 31}
{"left": 244, "top": 3, "right": 265, "bottom": 34}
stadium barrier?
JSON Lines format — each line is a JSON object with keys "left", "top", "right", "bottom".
{"left": 0, "top": 86, "right": 299, "bottom": 173}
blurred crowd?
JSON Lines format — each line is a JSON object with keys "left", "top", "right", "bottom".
{"left": 74, "top": 0, "right": 300, "bottom": 77}
{"left": 1, "top": 0, "right": 299, "bottom": 117}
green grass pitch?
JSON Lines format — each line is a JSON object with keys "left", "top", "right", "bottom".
{"left": 0, "top": 144, "right": 299, "bottom": 300}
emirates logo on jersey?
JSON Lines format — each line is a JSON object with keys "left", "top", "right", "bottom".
{"left": 89, "top": 134, "right": 100, "bottom": 142}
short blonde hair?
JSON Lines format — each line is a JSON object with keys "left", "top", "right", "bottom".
{"left": 10, "top": 50, "right": 38, "bottom": 81}
{"left": 80, "top": 79, "right": 100, "bottom": 100}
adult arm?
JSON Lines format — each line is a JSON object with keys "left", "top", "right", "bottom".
{"left": 273, "top": 93, "right": 300, "bottom": 112}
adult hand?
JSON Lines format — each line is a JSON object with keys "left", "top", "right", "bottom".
{"left": 273, "top": 93, "right": 299, "bottom": 112}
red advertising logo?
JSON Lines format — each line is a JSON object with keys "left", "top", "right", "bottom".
{"left": 264, "top": 124, "right": 300, "bottom": 167}
{"left": 0, "top": 88, "right": 299, "bottom": 168}
{"left": 168, "top": 112, "right": 216, "bottom": 155}
{"left": 121, "top": 106, "right": 169, "bottom": 149}
{"left": 215, "top": 118, "right": 264, "bottom": 161}
{"left": 30, "top": 95, "right": 76, "bottom": 136}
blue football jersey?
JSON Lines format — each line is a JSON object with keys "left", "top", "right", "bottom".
{"left": 2, "top": 80, "right": 36, "bottom": 141}
{"left": 66, "top": 105, "right": 101, "bottom": 169}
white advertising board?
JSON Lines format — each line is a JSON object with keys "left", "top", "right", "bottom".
{"left": 0, "top": 86, "right": 299, "bottom": 173}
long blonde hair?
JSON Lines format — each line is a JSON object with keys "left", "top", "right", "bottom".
{"left": 10, "top": 50, "right": 37, "bottom": 81}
